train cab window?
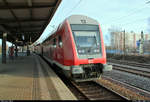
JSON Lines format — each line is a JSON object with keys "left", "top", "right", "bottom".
{"left": 58, "top": 36, "right": 62, "bottom": 47}
{"left": 53, "top": 38, "right": 56, "bottom": 48}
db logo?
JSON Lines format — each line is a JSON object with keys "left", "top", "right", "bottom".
{"left": 88, "top": 60, "right": 93, "bottom": 63}
{"left": 81, "top": 20, "right": 86, "bottom": 24}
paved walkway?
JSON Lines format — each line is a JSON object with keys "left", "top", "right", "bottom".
{"left": 0, "top": 53, "right": 76, "bottom": 100}
{"left": 0, "top": 54, "right": 1, "bottom": 62}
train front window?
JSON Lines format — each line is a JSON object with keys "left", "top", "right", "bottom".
{"left": 73, "top": 31, "right": 99, "bottom": 48}
{"left": 71, "top": 24, "right": 101, "bottom": 55}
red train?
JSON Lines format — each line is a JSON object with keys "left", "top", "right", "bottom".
{"left": 35, "top": 15, "right": 112, "bottom": 82}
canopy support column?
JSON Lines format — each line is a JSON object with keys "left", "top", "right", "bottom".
{"left": 2, "top": 32, "right": 7, "bottom": 64}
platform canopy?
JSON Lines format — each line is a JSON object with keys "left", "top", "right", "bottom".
{"left": 0, "top": 0, "right": 61, "bottom": 46}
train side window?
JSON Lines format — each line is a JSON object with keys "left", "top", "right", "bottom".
{"left": 53, "top": 38, "right": 56, "bottom": 48}
{"left": 58, "top": 36, "right": 62, "bottom": 47}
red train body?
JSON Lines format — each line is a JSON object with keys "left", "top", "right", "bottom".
{"left": 35, "top": 15, "right": 112, "bottom": 82}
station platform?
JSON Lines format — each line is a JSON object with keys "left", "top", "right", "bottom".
{"left": 0, "top": 53, "right": 77, "bottom": 100}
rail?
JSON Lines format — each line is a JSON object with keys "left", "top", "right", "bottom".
{"left": 71, "top": 81, "right": 128, "bottom": 100}
{"left": 101, "top": 76, "right": 150, "bottom": 99}
{"left": 108, "top": 62, "right": 150, "bottom": 78}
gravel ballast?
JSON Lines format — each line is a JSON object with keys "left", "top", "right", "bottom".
{"left": 103, "top": 70, "right": 150, "bottom": 92}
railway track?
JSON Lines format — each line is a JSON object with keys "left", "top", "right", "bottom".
{"left": 41, "top": 56, "right": 128, "bottom": 100}
{"left": 101, "top": 76, "right": 150, "bottom": 99}
{"left": 107, "top": 61, "right": 150, "bottom": 77}
{"left": 70, "top": 81, "right": 128, "bottom": 100}
{"left": 108, "top": 59, "right": 150, "bottom": 68}
{"left": 41, "top": 56, "right": 88, "bottom": 100}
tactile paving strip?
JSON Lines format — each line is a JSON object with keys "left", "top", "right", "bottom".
{"left": 39, "top": 59, "right": 61, "bottom": 100}
{"left": 32, "top": 59, "right": 41, "bottom": 100}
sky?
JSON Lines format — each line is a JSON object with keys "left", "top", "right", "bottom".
{"left": 1, "top": 0, "right": 150, "bottom": 46}
{"left": 35, "top": 0, "right": 150, "bottom": 45}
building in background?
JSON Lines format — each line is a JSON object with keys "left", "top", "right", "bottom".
{"left": 107, "top": 31, "right": 150, "bottom": 54}
{"left": 143, "top": 40, "right": 150, "bottom": 53}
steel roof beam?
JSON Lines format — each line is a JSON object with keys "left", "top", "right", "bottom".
{"left": 27, "top": 0, "right": 34, "bottom": 30}
{"left": 0, "top": 18, "right": 48, "bottom": 24}
{"left": 0, "top": 4, "right": 55, "bottom": 9}
{"left": 42, "top": 0, "right": 61, "bottom": 32}
{"left": 27, "top": 0, "right": 33, "bottom": 20}
{"left": 7, "top": 25, "right": 41, "bottom": 28}
{"left": 0, "top": 24, "right": 8, "bottom": 32}
{"left": 11, "top": 31, "right": 42, "bottom": 34}
{"left": 2, "top": 0, "right": 21, "bottom": 30}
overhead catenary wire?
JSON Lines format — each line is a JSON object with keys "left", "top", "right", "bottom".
{"left": 102, "top": 2, "right": 150, "bottom": 35}
{"left": 109, "top": 2, "right": 150, "bottom": 33}
{"left": 37, "top": 0, "right": 83, "bottom": 44}
{"left": 111, "top": 7, "right": 148, "bottom": 25}
{"left": 108, "top": 1, "right": 150, "bottom": 25}
{"left": 119, "top": 18, "right": 148, "bottom": 26}
{"left": 64, "top": 0, "right": 83, "bottom": 17}
{"left": 43, "top": 0, "right": 83, "bottom": 43}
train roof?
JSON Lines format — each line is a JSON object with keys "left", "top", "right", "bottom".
{"left": 67, "top": 15, "right": 99, "bottom": 25}
{"left": 42, "top": 15, "right": 99, "bottom": 44}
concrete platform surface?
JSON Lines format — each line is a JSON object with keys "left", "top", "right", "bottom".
{"left": 0, "top": 53, "right": 77, "bottom": 100}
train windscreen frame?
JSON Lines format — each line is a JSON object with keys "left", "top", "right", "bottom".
{"left": 71, "top": 24, "right": 102, "bottom": 55}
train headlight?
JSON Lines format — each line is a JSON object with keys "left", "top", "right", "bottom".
{"left": 78, "top": 49, "right": 85, "bottom": 54}
{"left": 94, "top": 49, "right": 99, "bottom": 53}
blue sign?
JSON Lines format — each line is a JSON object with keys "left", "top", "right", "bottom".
{"left": 136, "top": 40, "right": 140, "bottom": 47}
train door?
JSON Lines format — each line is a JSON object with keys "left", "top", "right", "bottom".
{"left": 57, "top": 35, "right": 64, "bottom": 64}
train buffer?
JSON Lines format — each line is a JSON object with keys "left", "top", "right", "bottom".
{"left": 0, "top": 52, "right": 77, "bottom": 100}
